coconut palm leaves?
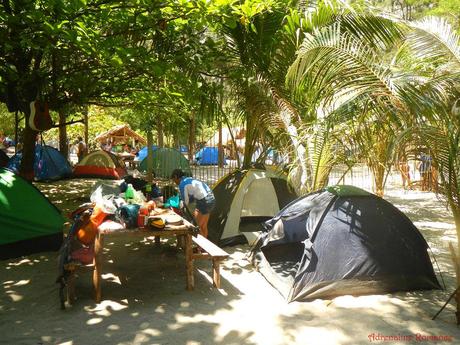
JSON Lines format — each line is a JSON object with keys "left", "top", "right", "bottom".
{"left": 288, "top": 16, "right": 407, "bottom": 114}
{"left": 408, "top": 16, "right": 460, "bottom": 68}
{"left": 403, "top": 16, "right": 460, "bottom": 207}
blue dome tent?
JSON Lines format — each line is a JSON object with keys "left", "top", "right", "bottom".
{"left": 195, "top": 147, "right": 226, "bottom": 165}
{"left": 8, "top": 145, "right": 72, "bottom": 181}
{"left": 136, "top": 145, "right": 158, "bottom": 162}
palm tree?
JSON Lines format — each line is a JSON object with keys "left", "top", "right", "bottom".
{"left": 287, "top": 11, "right": 410, "bottom": 194}
{"left": 220, "top": 1, "right": 357, "bottom": 193}
{"left": 402, "top": 16, "right": 460, "bottom": 322}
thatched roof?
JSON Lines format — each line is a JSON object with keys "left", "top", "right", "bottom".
{"left": 95, "top": 125, "right": 146, "bottom": 145}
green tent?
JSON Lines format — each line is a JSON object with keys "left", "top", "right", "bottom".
{"left": 139, "top": 147, "right": 192, "bottom": 178}
{"left": 0, "top": 168, "right": 64, "bottom": 260}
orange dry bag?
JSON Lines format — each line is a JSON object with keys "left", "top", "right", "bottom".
{"left": 76, "top": 206, "right": 108, "bottom": 245}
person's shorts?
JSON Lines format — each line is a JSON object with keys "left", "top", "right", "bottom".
{"left": 196, "top": 193, "right": 216, "bottom": 215}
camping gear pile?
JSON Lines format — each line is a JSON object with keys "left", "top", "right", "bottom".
{"left": 56, "top": 175, "right": 183, "bottom": 305}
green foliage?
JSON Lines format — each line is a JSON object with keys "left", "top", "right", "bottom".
{"left": 0, "top": 104, "right": 16, "bottom": 137}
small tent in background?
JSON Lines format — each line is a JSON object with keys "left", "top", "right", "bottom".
{"left": 251, "top": 185, "right": 440, "bottom": 302}
{"left": 0, "top": 168, "right": 64, "bottom": 260}
{"left": 8, "top": 144, "right": 72, "bottom": 181}
{"left": 139, "top": 147, "right": 191, "bottom": 178}
{"left": 73, "top": 150, "right": 127, "bottom": 179}
{"left": 0, "top": 150, "right": 9, "bottom": 168}
{"left": 135, "top": 145, "right": 158, "bottom": 162}
{"left": 195, "top": 147, "right": 225, "bottom": 165}
{"left": 208, "top": 167, "right": 297, "bottom": 246}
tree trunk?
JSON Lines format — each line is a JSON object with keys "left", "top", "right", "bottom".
{"left": 452, "top": 208, "right": 460, "bottom": 324}
{"left": 157, "top": 122, "right": 164, "bottom": 148}
{"left": 19, "top": 110, "right": 37, "bottom": 181}
{"left": 173, "top": 128, "right": 180, "bottom": 149}
{"left": 58, "top": 109, "right": 68, "bottom": 159}
{"left": 188, "top": 112, "right": 195, "bottom": 164}
{"left": 83, "top": 107, "right": 89, "bottom": 147}
{"left": 14, "top": 110, "right": 19, "bottom": 154}
{"left": 372, "top": 163, "right": 385, "bottom": 197}
{"left": 272, "top": 90, "right": 310, "bottom": 194}
{"left": 243, "top": 114, "right": 258, "bottom": 169}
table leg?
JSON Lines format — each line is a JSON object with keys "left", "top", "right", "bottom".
{"left": 93, "top": 233, "right": 102, "bottom": 303}
{"left": 213, "top": 259, "right": 221, "bottom": 288}
{"left": 155, "top": 236, "right": 161, "bottom": 246}
{"left": 185, "top": 233, "right": 194, "bottom": 290}
{"left": 67, "top": 271, "right": 76, "bottom": 305}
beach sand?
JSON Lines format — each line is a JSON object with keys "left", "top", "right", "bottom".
{"left": 1, "top": 178, "right": 460, "bottom": 345}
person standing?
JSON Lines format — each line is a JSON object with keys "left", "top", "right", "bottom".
{"left": 418, "top": 153, "right": 432, "bottom": 191}
{"left": 171, "top": 169, "right": 215, "bottom": 238}
{"left": 76, "top": 136, "right": 87, "bottom": 162}
{"left": 397, "top": 153, "right": 411, "bottom": 190}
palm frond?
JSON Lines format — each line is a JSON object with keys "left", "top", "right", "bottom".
{"left": 408, "top": 16, "right": 460, "bottom": 67}
{"left": 339, "top": 13, "right": 406, "bottom": 51}
{"left": 287, "top": 22, "right": 402, "bottom": 113}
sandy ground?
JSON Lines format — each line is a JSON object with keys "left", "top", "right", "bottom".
{"left": 1, "top": 177, "right": 460, "bottom": 345}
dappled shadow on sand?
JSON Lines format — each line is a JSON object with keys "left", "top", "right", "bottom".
{"left": 36, "top": 178, "right": 107, "bottom": 220}
{"left": 2, "top": 240, "right": 460, "bottom": 345}
{"left": 0, "top": 238, "right": 256, "bottom": 345}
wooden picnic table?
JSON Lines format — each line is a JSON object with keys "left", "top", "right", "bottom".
{"left": 92, "top": 209, "right": 199, "bottom": 301}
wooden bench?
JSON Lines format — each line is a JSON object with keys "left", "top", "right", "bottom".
{"left": 192, "top": 234, "right": 229, "bottom": 288}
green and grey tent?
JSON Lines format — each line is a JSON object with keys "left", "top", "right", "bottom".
{"left": 139, "top": 147, "right": 191, "bottom": 178}
{"left": 0, "top": 168, "right": 64, "bottom": 260}
{"left": 208, "top": 167, "right": 298, "bottom": 246}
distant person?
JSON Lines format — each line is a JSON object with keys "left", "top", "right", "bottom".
{"left": 76, "top": 136, "right": 87, "bottom": 162}
{"left": 418, "top": 153, "right": 432, "bottom": 191}
{"left": 171, "top": 169, "right": 215, "bottom": 238}
{"left": 102, "top": 142, "right": 112, "bottom": 152}
{"left": 123, "top": 144, "right": 132, "bottom": 153}
{"left": 397, "top": 155, "right": 411, "bottom": 190}
{"left": 133, "top": 139, "right": 141, "bottom": 152}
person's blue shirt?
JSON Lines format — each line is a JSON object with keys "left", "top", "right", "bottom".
{"left": 420, "top": 154, "right": 432, "bottom": 173}
{"left": 178, "top": 177, "right": 212, "bottom": 206}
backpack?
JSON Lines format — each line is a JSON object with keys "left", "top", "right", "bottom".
{"left": 29, "top": 100, "right": 53, "bottom": 131}
{"left": 117, "top": 204, "right": 140, "bottom": 229}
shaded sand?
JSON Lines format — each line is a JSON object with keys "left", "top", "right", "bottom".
{"left": 1, "top": 178, "right": 460, "bottom": 345}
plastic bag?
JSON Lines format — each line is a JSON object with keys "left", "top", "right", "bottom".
{"left": 90, "top": 186, "right": 118, "bottom": 214}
